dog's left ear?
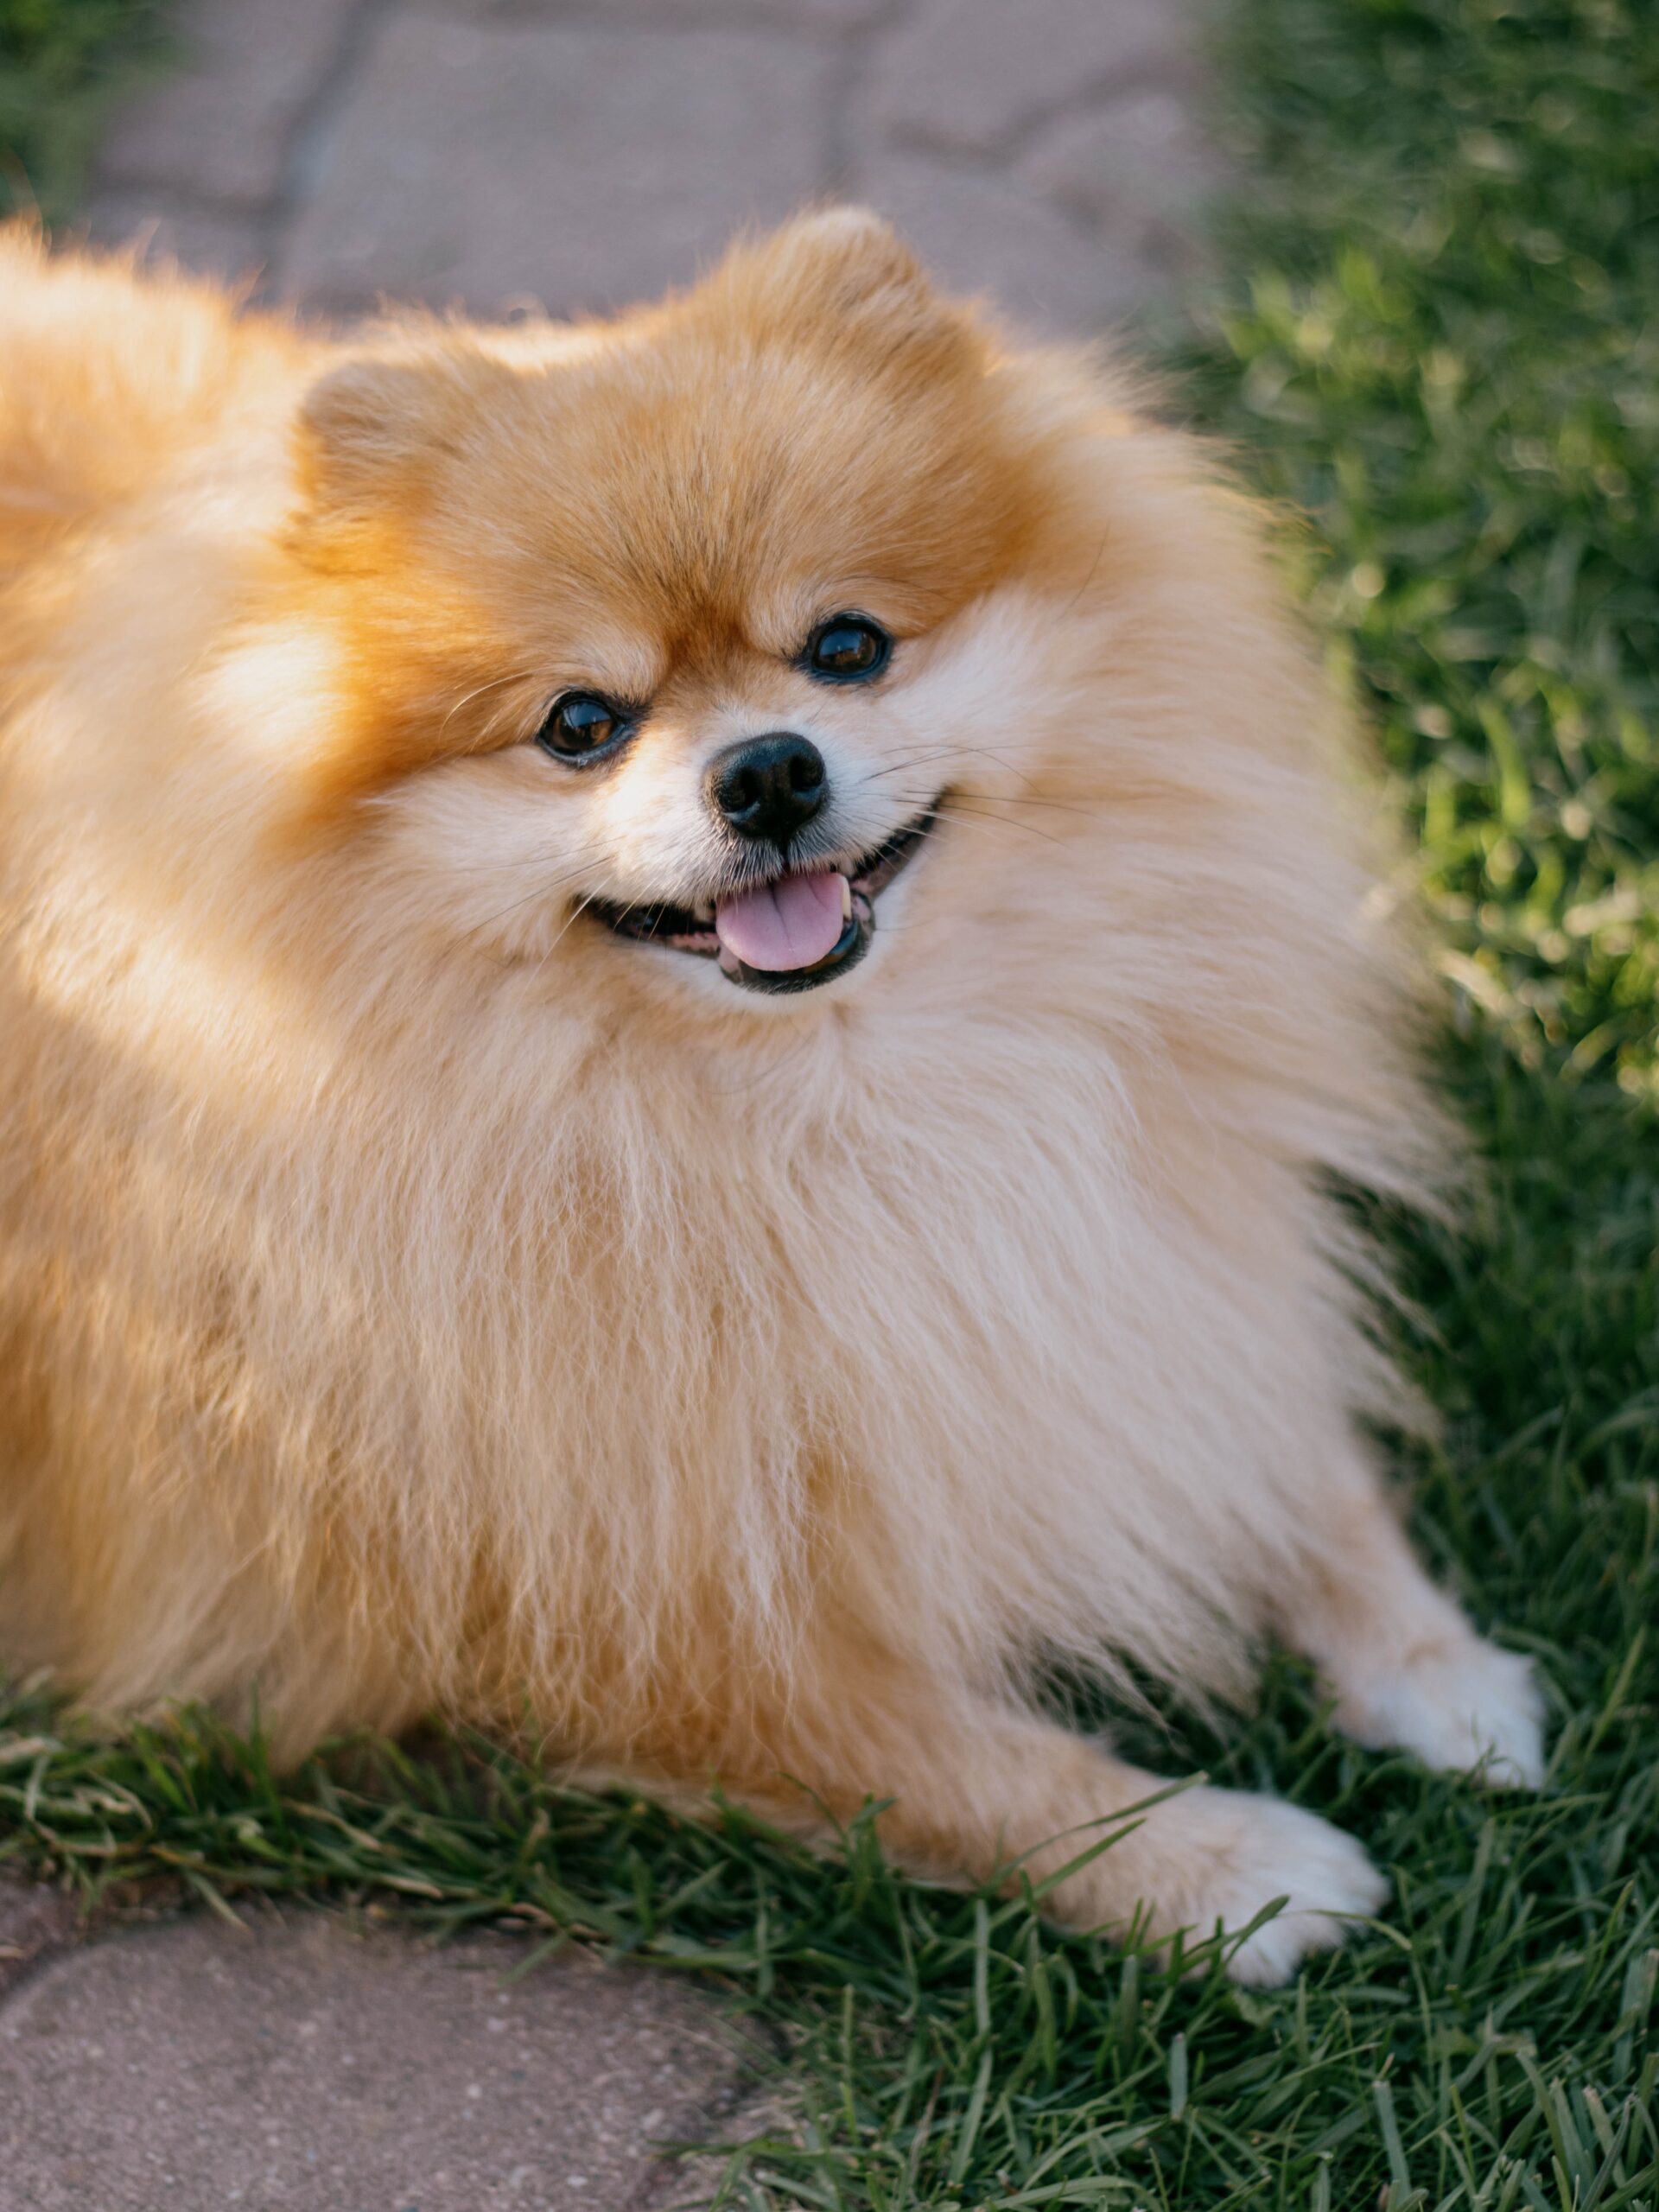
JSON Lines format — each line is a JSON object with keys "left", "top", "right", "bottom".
{"left": 720, "top": 207, "right": 978, "bottom": 365}
{"left": 747, "top": 207, "right": 928, "bottom": 314}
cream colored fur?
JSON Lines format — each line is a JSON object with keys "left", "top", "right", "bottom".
{"left": 0, "top": 212, "right": 1541, "bottom": 1981}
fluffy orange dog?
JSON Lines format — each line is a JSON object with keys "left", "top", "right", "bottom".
{"left": 0, "top": 212, "right": 1541, "bottom": 1980}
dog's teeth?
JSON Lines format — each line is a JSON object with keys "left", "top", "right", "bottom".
{"left": 839, "top": 875, "right": 853, "bottom": 921}
{"left": 693, "top": 898, "right": 715, "bottom": 924}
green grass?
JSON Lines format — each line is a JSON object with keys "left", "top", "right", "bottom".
{"left": 0, "top": 0, "right": 169, "bottom": 219}
{"left": 3, "top": 1, "right": 1657, "bottom": 2205}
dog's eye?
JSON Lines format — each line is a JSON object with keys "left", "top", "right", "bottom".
{"left": 535, "top": 691, "right": 632, "bottom": 763}
{"left": 804, "top": 613, "right": 891, "bottom": 683}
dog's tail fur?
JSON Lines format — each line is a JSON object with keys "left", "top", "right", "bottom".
{"left": 0, "top": 224, "right": 300, "bottom": 583}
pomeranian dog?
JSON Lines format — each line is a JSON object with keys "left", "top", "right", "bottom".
{"left": 0, "top": 211, "right": 1542, "bottom": 1981}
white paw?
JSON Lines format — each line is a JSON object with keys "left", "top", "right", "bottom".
{"left": 1330, "top": 1635, "right": 1545, "bottom": 1789}
{"left": 1141, "top": 1787, "right": 1389, "bottom": 1986}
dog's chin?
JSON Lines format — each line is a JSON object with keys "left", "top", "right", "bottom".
{"left": 582, "top": 798, "right": 940, "bottom": 1001}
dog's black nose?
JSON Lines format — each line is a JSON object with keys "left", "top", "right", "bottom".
{"left": 706, "top": 733, "right": 827, "bottom": 847}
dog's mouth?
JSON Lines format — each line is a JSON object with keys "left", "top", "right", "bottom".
{"left": 585, "top": 798, "right": 941, "bottom": 995}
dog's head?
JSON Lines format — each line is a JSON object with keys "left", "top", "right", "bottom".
{"left": 279, "top": 211, "right": 1162, "bottom": 1015}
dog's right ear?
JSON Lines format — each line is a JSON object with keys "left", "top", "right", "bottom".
{"left": 293, "top": 346, "right": 515, "bottom": 522}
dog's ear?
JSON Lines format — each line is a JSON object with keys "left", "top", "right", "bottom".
{"left": 747, "top": 207, "right": 929, "bottom": 316}
{"left": 718, "top": 207, "right": 977, "bottom": 367}
{"left": 293, "top": 346, "right": 515, "bottom": 520}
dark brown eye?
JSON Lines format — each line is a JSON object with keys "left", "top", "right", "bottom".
{"left": 535, "top": 691, "right": 632, "bottom": 763}
{"left": 804, "top": 613, "right": 891, "bottom": 683}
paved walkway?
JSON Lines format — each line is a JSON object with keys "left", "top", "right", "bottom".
{"left": 7, "top": 4, "right": 1226, "bottom": 2202}
{"left": 82, "top": 0, "right": 1219, "bottom": 333}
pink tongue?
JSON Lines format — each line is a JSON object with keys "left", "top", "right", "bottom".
{"left": 715, "top": 871, "right": 847, "bottom": 972}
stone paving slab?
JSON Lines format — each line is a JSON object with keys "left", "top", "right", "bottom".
{"left": 1016, "top": 89, "right": 1224, "bottom": 284}
{"left": 842, "top": 145, "right": 1154, "bottom": 331}
{"left": 867, "top": 0, "right": 1198, "bottom": 156}
{"left": 448, "top": 0, "right": 889, "bottom": 23}
{"left": 0, "top": 1907, "right": 755, "bottom": 2210}
{"left": 80, "top": 0, "right": 1221, "bottom": 334}
{"left": 95, "top": 0, "right": 357, "bottom": 210}
{"left": 0, "top": 1872, "right": 81, "bottom": 2004}
{"left": 277, "top": 14, "right": 840, "bottom": 316}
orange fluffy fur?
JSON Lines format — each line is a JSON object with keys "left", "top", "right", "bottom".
{"left": 0, "top": 212, "right": 1541, "bottom": 1980}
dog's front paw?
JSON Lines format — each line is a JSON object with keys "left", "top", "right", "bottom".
{"left": 1328, "top": 1635, "right": 1545, "bottom": 1789}
{"left": 1135, "top": 1787, "right": 1389, "bottom": 1986}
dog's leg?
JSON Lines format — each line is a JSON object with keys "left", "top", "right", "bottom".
{"left": 1281, "top": 1465, "right": 1544, "bottom": 1788}
{"left": 674, "top": 1648, "right": 1387, "bottom": 1986}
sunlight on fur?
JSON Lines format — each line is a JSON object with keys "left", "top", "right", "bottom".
{"left": 0, "top": 209, "right": 1542, "bottom": 1981}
